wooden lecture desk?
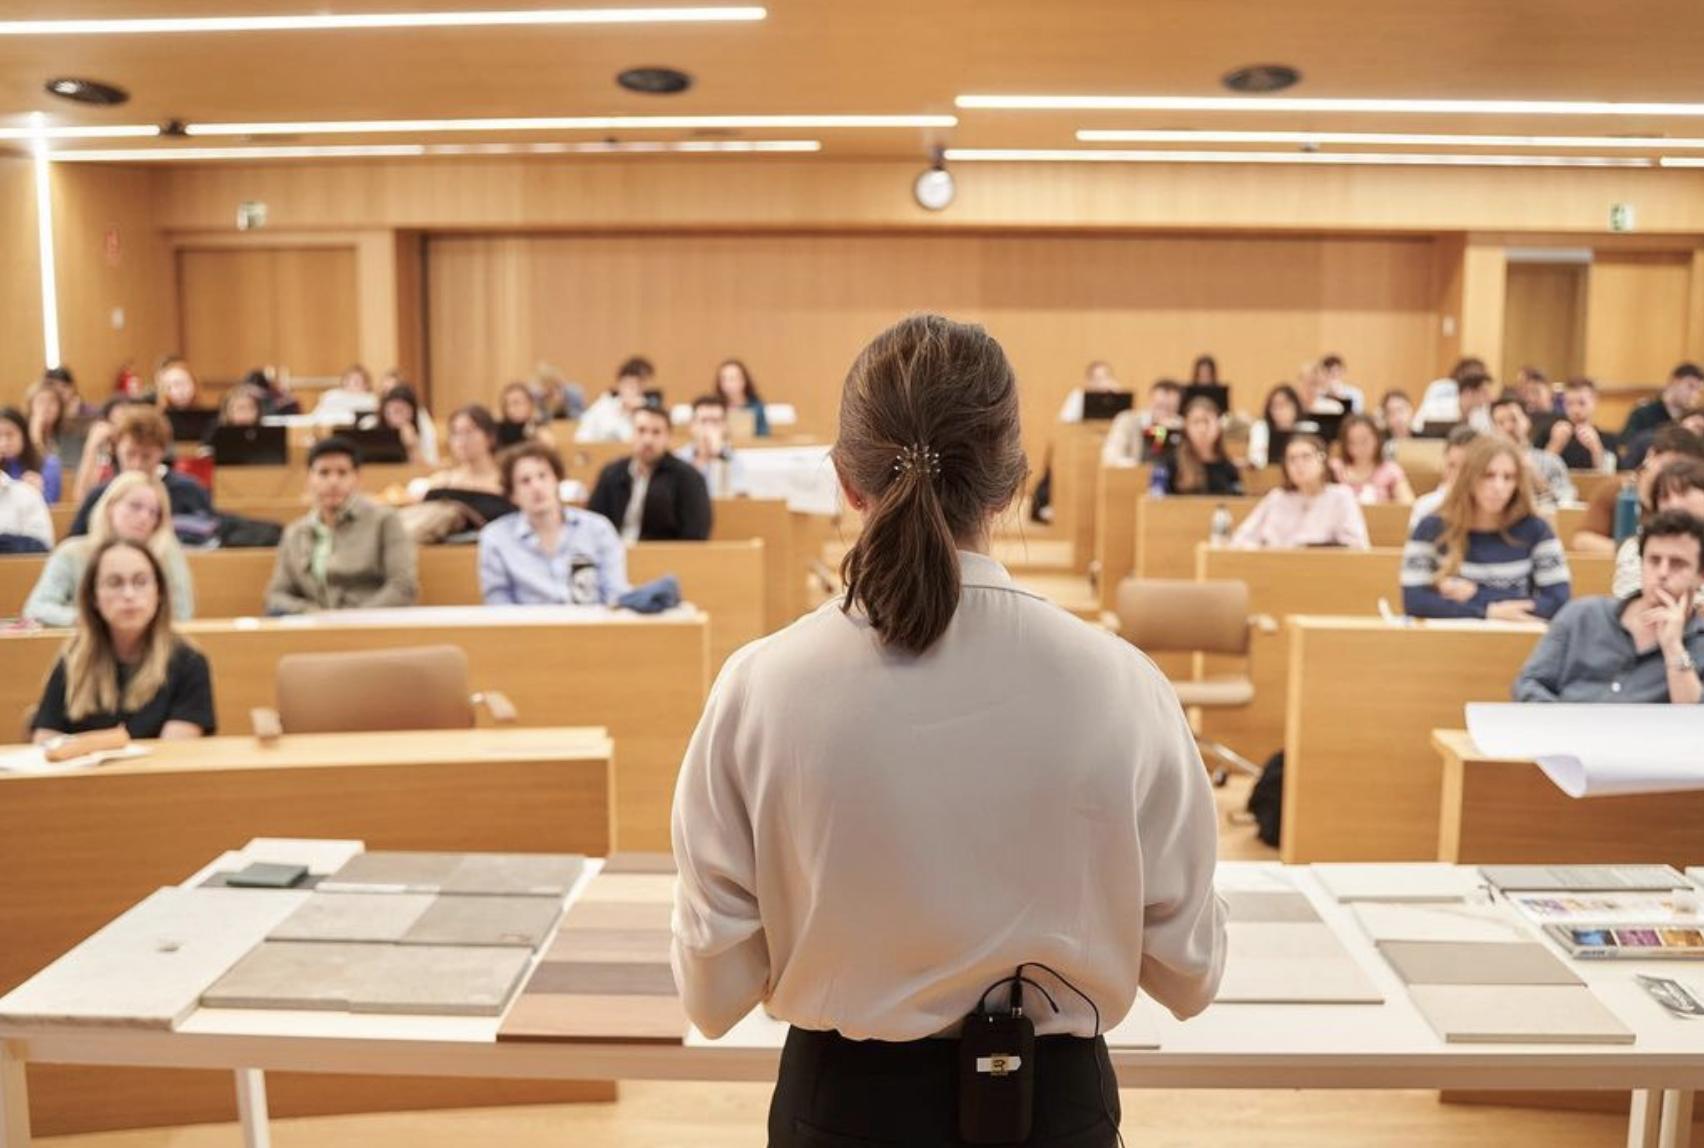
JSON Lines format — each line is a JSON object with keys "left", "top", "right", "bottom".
{"left": 0, "top": 860, "right": 1697, "bottom": 1148}
{"left": 1052, "top": 421, "right": 1112, "bottom": 573}
{"left": 0, "top": 606, "right": 706, "bottom": 853}
{"left": 1434, "top": 730, "right": 1704, "bottom": 869}
{"left": 0, "top": 731, "right": 614, "bottom": 1135}
{"left": 1192, "top": 548, "right": 1617, "bottom": 756}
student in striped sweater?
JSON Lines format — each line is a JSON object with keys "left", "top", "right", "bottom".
{"left": 1402, "top": 436, "right": 1572, "bottom": 621}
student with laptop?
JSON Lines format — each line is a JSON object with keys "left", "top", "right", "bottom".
{"left": 1056, "top": 359, "right": 1123, "bottom": 423}
{"left": 67, "top": 406, "right": 215, "bottom": 539}
{"left": 264, "top": 437, "right": 418, "bottom": 615}
{"left": 207, "top": 384, "right": 288, "bottom": 466}
{"left": 1514, "top": 509, "right": 1704, "bottom": 704}
{"left": 1245, "top": 383, "right": 1302, "bottom": 469}
{"left": 672, "top": 315, "right": 1224, "bottom": 1146}
{"left": 1163, "top": 395, "right": 1243, "bottom": 496}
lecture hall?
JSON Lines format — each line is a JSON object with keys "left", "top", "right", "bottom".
{"left": 2, "top": 3, "right": 1703, "bottom": 1147}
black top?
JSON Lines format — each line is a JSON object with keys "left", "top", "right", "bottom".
{"left": 1547, "top": 424, "right": 1620, "bottom": 472}
{"left": 32, "top": 642, "right": 216, "bottom": 738}
{"left": 587, "top": 452, "right": 713, "bottom": 541}
{"left": 68, "top": 469, "right": 215, "bottom": 537}
{"left": 1622, "top": 399, "right": 1673, "bottom": 443}
{"left": 1166, "top": 455, "right": 1244, "bottom": 496}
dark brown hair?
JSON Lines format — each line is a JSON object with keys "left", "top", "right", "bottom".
{"left": 499, "top": 440, "right": 566, "bottom": 498}
{"left": 1651, "top": 457, "right": 1704, "bottom": 511}
{"left": 1172, "top": 395, "right": 1226, "bottom": 494}
{"left": 835, "top": 315, "right": 1027, "bottom": 656}
{"left": 112, "top": 405, "right": 172, "bottom": 452}
{"left": 1280, "top": 433, "right": 1330, "bottom": 492}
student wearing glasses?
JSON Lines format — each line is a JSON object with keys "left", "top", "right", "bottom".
{"left": 1231, "top": 433, "right": 1370, "bottom": 550}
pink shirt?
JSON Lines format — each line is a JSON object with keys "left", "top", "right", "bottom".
{"left": 1331, "top": 458, "right": 1407, "bottom": 504}
{"left": 1230, "top": 484, "right": 1370, "bottom": 550}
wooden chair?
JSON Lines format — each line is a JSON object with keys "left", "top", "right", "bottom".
{"left": 1105, "top": 577, "right": 1275, "bottom": 785}
{"left": 252, "top": 644, "right": 517, "bottom": 738}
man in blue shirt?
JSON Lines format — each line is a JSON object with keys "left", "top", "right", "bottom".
{"left": 477, "top": 442, "right": 628, "bottom": 606}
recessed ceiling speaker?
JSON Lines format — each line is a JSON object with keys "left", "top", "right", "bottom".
{"left": 1221, "top": 64, "right": 1302, "bottom": 94}
{"left": 617, "top": 67, "right": 693, "bottom": 95}
{"left": 44, "top": 77, "right": 130, "bottom": 106}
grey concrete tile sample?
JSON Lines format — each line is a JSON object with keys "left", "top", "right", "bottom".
{"left": 1377, "top": 940, "right": 1583, "bottom": 986}
{"left": 319, "top": 852, "right": 465, "bottom": 892}
{"left": 1409, "top": 985, "right": 1635, "bottom": 1044}
{"left": 351, "top": 945, "right": 533, "bottom": 1016}
{"left": 443, "top": 854, "right": 585, "bottom": 897}
{"left": 1351, "top": 902, "right": 1527, "bottom": 945}
{"left": 269, "top": 892, "right": 435, "bottom": 943}
{"left": 200, "top": 941, "right": 375, "bottom": 1011}
{"left": 0, "top": 887, "right": 310, "bottom": 1029}
{"left": 401, "top": 895, "right": 562, "bottom": 949}
{"left": 1214, "top": 923, "right": 1384, "bottom": 1004}
{"left": 1219, "top": 890, "right": 1321, "bottom": 923}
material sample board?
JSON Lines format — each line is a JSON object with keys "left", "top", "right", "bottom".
{"left": 1313, "top": 863, "right": 1485, "bottom": 903}
{"left": 1408, "top": 984, "right": 1636, "bottom": 1044}
{"left": 1214, "top": 923, "right": 1384, "bottom": 1005}
{"left": 1378, "top": 941, "right": 1584, "bottom": 987}
{"left": 1351, "top": 902, "right": 1529, "bottom": 945}
{"left": 202, "top": 941, "right": 532, "bottom": 1016}
{"left": 321, "top": 851, "right": 584, "bottom": 897}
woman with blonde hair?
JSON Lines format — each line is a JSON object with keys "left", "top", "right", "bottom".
{"left": 23, "top": 472, "right": 195, "bottom": 627}
{"left": 31, "top": 538, "right": 214, "bottom": 741}
{"left": 1401, "top": 436, "right": 1570, "bottom": 620}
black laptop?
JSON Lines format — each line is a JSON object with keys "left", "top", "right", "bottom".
{"left": 1081, "top": 391, "right": 1135, "bottom": 421}
{"left": 343, "top": 426, "right": 409, "bottom": 465}
{"left": 1182, "top": 383, "right": 1231, "bottom": 416}
{"left": 167, "top": 407, "right": 220, "bottom": 442}
{"left": 210, "top": 424, "right": 288, "bottom": 467}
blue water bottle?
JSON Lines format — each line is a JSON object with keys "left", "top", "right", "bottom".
{"left": 1148, "top": 460, "right": 1170, "bottom": 498}
{"left": 1613, "top": 481, "right": 1641, "bottom": 544}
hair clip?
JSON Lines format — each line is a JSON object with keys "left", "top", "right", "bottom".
{"left": 893, "top": 443, "right": 942, "bottom": 478}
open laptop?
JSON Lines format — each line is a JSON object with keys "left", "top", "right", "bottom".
{"left": 168, "top": 408, "right": 220, "bottom": 442}
{"left": 1181, "top": 383, "right": 1230, "bottom": 415}
{"left": 1081, "top": 391, "right": 1134, "bottom": 421}
{"left": 342, "top": 426, "right": 409, "bottom": 465}
{"left": 210, "top": 424, "right": 288, "bottom": 467}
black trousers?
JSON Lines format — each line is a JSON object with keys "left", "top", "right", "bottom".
{"left": 768, "top": 1026, "right": 1121, "bottom": 1148}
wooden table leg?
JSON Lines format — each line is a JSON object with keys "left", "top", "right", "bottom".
{"left": 234, "top": 1069, "right": 271, "bottom": 1148}
{"left": 0, "top": 1041, "right": 31, "bottom": 1148}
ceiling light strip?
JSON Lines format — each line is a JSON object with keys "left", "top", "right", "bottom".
{"left": 187, "top": 114, "right": 954, "bottom": 135}
{"left": 0, "top": 8, "right": 765, "bottom": 35}
{"left": 1078, "top": 129, "right": 1704, "bottom": 149}
{"left": 961, "top": 95, "right": 1704, "bottom": 117}
{"left": 0, "top": 124, "right": 160, "bottom": 140}
{"left": 30, "top": 128, "right": 61, "bottom": 367}
{"left": 944, "top": 148, "right": 1654, "bottom": 168}
{"left": 53, "top": 145, "right": 432, "bottom": 161}
{"left": 50, "top": 140, "right": 824, "bottom": 161}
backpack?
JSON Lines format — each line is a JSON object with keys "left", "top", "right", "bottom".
{"left": 1245, "top": 750, "right": 1284, "bottom": 848}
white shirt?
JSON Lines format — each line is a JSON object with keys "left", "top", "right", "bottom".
{"left": 620, "top": 460, "right": 651, "bottom": 544}
{"left": 575, "top": 394, "right": 636, "bottom": 443}
{"left": 1408, "top": 485, "right": 1446, "bottom": 530}
{"left": 671, "top": 551, "right": 1227, "bottom": 1041}
{"left": 0, "top": 473, "right": 53, "bottom": 548}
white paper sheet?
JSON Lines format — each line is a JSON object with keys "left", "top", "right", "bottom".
{"left": 1465, "top": 703, "right": 1704, "bottom": 798}
{"left": 0, "top": 744, "right": 147, "bottom": 775}
{"left": 737, "top": 446, "right": 840, "bottom": 516}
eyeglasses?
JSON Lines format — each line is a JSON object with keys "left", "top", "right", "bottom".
{"left": 97, "top": 574, "right": 156, "bottom": 596}
{"left": 1286, "top": 451, "right": 1327, "bottom": 465}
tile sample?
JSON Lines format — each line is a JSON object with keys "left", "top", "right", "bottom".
{"left": 521, "top": 961, "right": 678, "bottom": 996}
{"left": 443, "top": 853, "right": 584, "bottom": 897}
{"left": 351, "top": 945, "right": 532, "bottom": 1016}
{"left": 577, "top": 874, "right": 676, "bottom": 905}
{"left": 1219, "top": 890, "right": 1321, "bottom": 923}
{"left": 546, "top": 928, "right": 676, "bottom": 963}
{"left": 1312, "top": 863, "right": 1484, "bottom": 903}
{"left": 601, "top": 853, "right": 677, "bottom": 875}
{"left": 269, "top": 892, "right": 435, "bottom": 943}
{"left": 402, "top": 895, "right": 562, "bottom": 949}
{"left": 200, "top": 941, "right": 372, "bottom": 1011}
{"left": 320, "top": 852, "right": 464, "bottom": 892}
{"left": 1378, "top": 940, "right": 1583, "bottom": 987}
{"left": 1214, "top": 923, "right": 1383, "bottom": 1004}
{"left": 1351, "top": 902, "right": 1528, "bottom": 945}
{"left": 561, "top": 901, "right": 673, "bottom": 931}
{"left": 0, "top": 887, "right": 308, "bottom": 1029}
{"left": 1408, "top": 984, "right": 1635, "bottom": 1044}
{"left": 501, "top": 992, "right": 689, "bottom": 1044}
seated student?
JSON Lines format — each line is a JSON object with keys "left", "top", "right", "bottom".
{"left": 675, "top": 393, "right": 749, "bottom": 498}
{"left": 365, "top": 383, "right": 437, "bottom": 466}
{"left": 1318, "top": 352, "right": 1366, "bottom": 413}
{"left": 1164, "top": 395, "right": 1243, "bottom": 496}
{"left": 1408, "top": 424, "right": 1482, "bottom": 529}
{"left": 1613, "top": 459, "right": 1704, "bottom": 600}
{"left": 1057, "top": 359, "right": 1121, "bottom": 424}
{"left": 264, "top": 437, "right": 418, "bottom": 614}
{"left": 1401, "top": 436, "right": 1571, "bottom": 621}
{"left": 25, "top": 472, "right": 194, "bottom": 626}
{"left": 401, "top": 404, "right": 514, "bottom": 540}
{"left": 152, "top": 356, "right": 202, "bottom": 413}
{"left": 588, "top": 405, "right": 712, "bottom": 541}
{"left": 1231, "top": 433, "right": 1369, "bottom": 550}
{"left": 1515, "top": 510, "right": 1704, "bottom": 705}
{"left": 1244, "top": 383, "right": 1302, "bottom": 469}
{"left": 67, "top": 406, "right": 214, "bottom": 538}
{"left": 1544, "top": 376, "right": 1618, "bottom": 472}
{"left": 0, "top": 406, "right": 62, "bottom": 503}
{"left": 1572, "top": 424, "right": 1704, "bottom": 553}
{"left": 478, "top": 442, "right": 629, "bottom": 606}
{"left": 496, "top": 380, "right": 557, "bottom": 449}
{"left": 577, "top": 357, "right": 654, "bottom": 443}
{"left": 1414, "top": 359, "right": 1495, "bottom": 434}
{"left": 209, "top": 382, "right": 266, "bottom": 439}
{"left": 0, "top": 470, "right": 53, "bottom": 553}
{"left": 1332, "top": 414, "right": 1414, "bottom": 504}
{"left": 1621, "top": 361, "right": 1704, "bottom": 457}
{"left": 1379, "top": 388, "right": 1415, "bottom": 458}
{"left": 23, "top": 380, "right": 66, "bottom": 473}
{"left": 1490, "top": 395, "right": 1576, "bottom": 509}
{"left": 1100, "top": 379, "right": 1183, "bottom": 464}
{"left": 314, "top": 363, "right": 380, "bottom": 424}
{"left": 30, "top": 539, "right": 214, "bottom": 741}
{"left": 715, "top": 358, "right": 770, "bottom": 438}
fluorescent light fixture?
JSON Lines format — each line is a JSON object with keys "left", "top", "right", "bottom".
{"left": 1659, "top": 157, "right": 1704, "bottom": 168}
{"left": 51, "top": 140, "right": 823, "bottom": 161}
{"left": 0, "top": 7, "right": 765, "bottom": 35}
{"left": 53, "top": 145, "right": 431, "bottom": 161}
{"left": 1078, "top": 129, "right": 1704, "bottom": 150}
{"left": 29, "top": 118, "right": 60, "bottom": 367}
{"left": 0, "top": 124, "right": 159, "bottom": 140}
{"left": 961, "top": 94, "right": 1704, "bottom": 117}
{"left": 188, "top": 114, "right": 954, "bottom": 135}
{"left": 944, "top": 148, "right": 1653, "bottom": 168}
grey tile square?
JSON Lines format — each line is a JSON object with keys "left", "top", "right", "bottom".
{"left": 444, "top": 854, "right": 585, "bottom": 897}
{"left": 1219, "top": 890, "right": 1321, "bottom": 923}
{"left": 401, "top": 895, "right": 562, "bottom": 949}
{"left": 351, "top": 945, "right": 533, "bottom": 1016}
{"left": 321, "top": 852, "right": 464, "bottom": 892}
{"left": 269, "top": 893, "right": 435, "bottom": 943}
{"left": 1378, "top": 940, "right": 1583, "bottom": 987}
{"left": 1409, "top": 985, "right": 1634, "bottom": 1044}
{"left": 200, "top": 941, "right": 378, "bottom": 1011}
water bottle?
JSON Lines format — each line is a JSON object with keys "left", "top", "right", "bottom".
{"left": 1210, "top": 502, "right": 1233, "bottom": 548}
{"left": 1613, "top": 481, "right": 1641, "bottom": 544}
{"left": 1148, "top": 461, "right": 1169, "bottom": 498}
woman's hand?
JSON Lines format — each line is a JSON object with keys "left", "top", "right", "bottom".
{"left": 1438, "top": 576, "right": 1477, "bottom": 603}
{"left": 1487, "top": 599, "right": 1540, "bottom": 622}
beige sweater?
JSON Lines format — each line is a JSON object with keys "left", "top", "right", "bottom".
{"left": 264, "top": 496, "right": 418, "bottom": 614}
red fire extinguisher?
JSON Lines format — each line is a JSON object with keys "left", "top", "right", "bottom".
{"left": 116, "top": 363, "right": 141, "bottom": 397}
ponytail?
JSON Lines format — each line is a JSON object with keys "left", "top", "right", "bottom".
{"left": 834, "top": 315, "right": 1028, "bottom": 656}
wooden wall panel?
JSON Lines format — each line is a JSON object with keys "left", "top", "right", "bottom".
{"left": 0, "top": 158, "right": 44, "bottom": 399}
{"left": 177, "top": 246, "right": 358, "bottom": 383}
{"left": 274, "top": 247, "right": 360, "bottom": 376}
{"left": 427, "top": 232, "right": 1439, "bottom": 463}
{"left": 178, "top": 248, "right": 275, "bottom": 382}
{"left": 1503, "top": 262, "right": 1586, "bottom": 380}
{"left": 1585, "top": 252, "right": 1694, "bottom": 385}
{"left": 50, "top": 165, "right": 176, "bottom": 394}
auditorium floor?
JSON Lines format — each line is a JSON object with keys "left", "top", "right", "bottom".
{"left": 40, "top": 781, "right": 1635, "bottom": 1148}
